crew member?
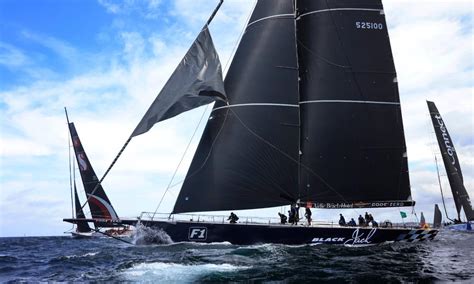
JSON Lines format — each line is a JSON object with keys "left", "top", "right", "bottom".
{"left": 339, "top": 214, "right": 346, "bottom": 226}
{"left": 228, "top": 212, "right": 239, "bottom": 224}
{"left": 278, "top": 212, "right": 287, "bottom": 224}
{"left": 348, "top": 218, "right": 356, "bottom": 226}
{"left": 305, "top": 207, "right": 312, "bottom": 226}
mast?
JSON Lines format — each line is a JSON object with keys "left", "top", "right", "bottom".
{"left": 65, "top": 108, "right": 75, "bottom": 219}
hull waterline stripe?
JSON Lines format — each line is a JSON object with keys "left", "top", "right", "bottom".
{"left": 299, "top": 100, "right": 400, "bottom": 105}
{"left": 213, "top": 103, "right": 299, "bottom": 112}
{"left": 299, "top": 8, "right": 383, "bottom": 19}
{"left": 247, "top": 13, "right": 294, "bottom": 28}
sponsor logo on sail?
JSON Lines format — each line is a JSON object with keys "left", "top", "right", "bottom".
{"left": 73, "top": 137, "right": 81, "bottom": 147}
{"left": 435, "top": 114, "right": 456, "bottom": 166}
{"left": 189, "top": 227, "right": 207, "bottom": 241}
{"left": 78, "top": 153, "right": 88, "bottom": 171}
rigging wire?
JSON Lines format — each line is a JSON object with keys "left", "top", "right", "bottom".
{"left": 228, "top": 107, "right": 350, "bottom": 206}
{"left": 435, "top": 155, "right": 453, "bottom": 221}
{"left": 151, "top": 103, "right": 211, "bottom": 219}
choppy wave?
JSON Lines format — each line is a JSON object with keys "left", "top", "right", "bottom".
{"left": 0, "top": 230, "right": 473, "bottom": 282}
{"left": 122, "top": 262, "right": 250, "bottom": 282}
{"left": 132, "top": 224, "right": 173, "bottom": 245}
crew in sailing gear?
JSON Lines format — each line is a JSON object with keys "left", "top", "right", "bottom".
{"left": 358, "top": 215, "right": 365, "bottom": 226}
{"left": 372, "top": 220, "right": 378, "bottom": 227}
{"left": 368, "top": 214, "right": 374, "bottom": 223}
{"left": 228, "top": 212, "right": 239, "bottom": 224}
{"left": 365, "top": 212, "right": 371, "bottom": 224}
{"left": 290, "top": 205, "right": 298, "bottom": 225}
{"left": 381, "top": 220, "right": 393, "bottom": 228}
{"left": 305, "top": 208, "right": 312, "bottom": 226}
{"left": 288, "top": 210, "right": 294, "bottom": 225}
{"left": 278, "top": 212, "right": 287, "bottom": 224}
{"left": 467, "top": 222, "right": 472, "bottom": 231}
{"left": 348, "top": 218, "right": 356, "bottom": 226}
{"left": 339, "top": 214, "right": 346, "bottom": 226}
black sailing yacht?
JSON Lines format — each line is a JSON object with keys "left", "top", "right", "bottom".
{"left": 64, "top": 109, "right": 133, "bottom": 236}
{"left": 64, "top": 0, "right": 439, "bottom": 245}
{"left": 427, "top": 101, "right": 473, "bottom": 232}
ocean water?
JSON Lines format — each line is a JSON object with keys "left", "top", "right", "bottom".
{"left": 0, "top": 229, "right": 473, "bottom": 283}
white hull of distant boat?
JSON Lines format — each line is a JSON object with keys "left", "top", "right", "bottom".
{"left": 447, "top": 223, "right": 473, "bottom": 232}
{"left": 71, "top": 231, "right": 97, "bottom": 238}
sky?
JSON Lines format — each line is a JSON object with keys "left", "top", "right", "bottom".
{"left": 0, "top": 0, "right": 472, "bottom": 237}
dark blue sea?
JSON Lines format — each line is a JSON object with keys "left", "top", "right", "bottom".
{"left": 1, "top": 229, "right": 473, "bottom": 283}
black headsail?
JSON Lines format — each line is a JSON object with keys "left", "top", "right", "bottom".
{"left": 174, "top": 0, "right": 299, "bottom": 213}
{"left": 296, "top": 0, "right": 413, "bottom": 208}
{"left": 131, "top": 26, "right": 227, "bottom": 137}
{"left": 433, "top": 204, "right": 442, "bottom": 228}
{"left": 73, "top": 182, "right": 92, "bottom": 233}
{"left": 427, "top": 101, "right": 474, "bottom": 221}
{"left": 68, "top": 122, "right": 119, "bottom": 221}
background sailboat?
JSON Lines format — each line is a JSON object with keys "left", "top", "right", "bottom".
{"left": 64, "top": 109, "right": 133, "bottom": 237}
{"left": 427, "top": 101, "right": 473, "bottom": 232}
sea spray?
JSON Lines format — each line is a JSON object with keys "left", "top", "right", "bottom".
{"left": 132, "top": 223, "right": 173, "bottom": 245}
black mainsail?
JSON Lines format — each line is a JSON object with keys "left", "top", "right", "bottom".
{"left": 173, "top": 0, "right": 413, "bottom": 213}
{"left": 68, "top": 122, "right": 119, "bottom": 221}
{"left": 427, "top": 101, "right": 474, "bottom": 221}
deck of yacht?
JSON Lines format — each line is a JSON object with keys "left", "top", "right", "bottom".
{"left": 136, "top": 212, "right": 415, "bottom": 230}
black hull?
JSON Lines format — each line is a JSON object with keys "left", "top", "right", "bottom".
{"left": 139, "top": 220, "right": 438, "bottom": 246}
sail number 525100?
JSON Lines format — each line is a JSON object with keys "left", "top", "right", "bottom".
{"left": 356, "top": 22, "right": 383, "bottom": 30}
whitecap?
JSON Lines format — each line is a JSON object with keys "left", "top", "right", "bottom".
{"left": 132, "top": 224, "right": 173, "bottom": 245}
{"left": 122, "top": 262, "right": 250, "bottom": 282}
{"left": 63, "top": 251, "right": 99, "bottom": 259}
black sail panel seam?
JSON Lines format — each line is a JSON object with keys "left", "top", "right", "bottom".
{"left": 246, "top": 13, "right": 294, "bottom": 29}
{"left": 298, "top": 8, "right": 383, "bottom": 20}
